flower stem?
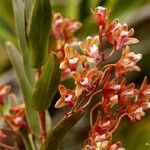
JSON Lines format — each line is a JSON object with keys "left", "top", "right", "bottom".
{"left": 39, "top": 111, "right": 46, "bottom": 143}
{"left": 90, "top": 102, "right": 102, "bottom": 127}
{"left": 81, "top": 89, "right": 102, "bottom": 110}
{"left": 36, "top": 69, "right": 47, "bottom": 143}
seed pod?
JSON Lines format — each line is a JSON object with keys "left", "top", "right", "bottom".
{"left": 28, "top": 0, "right": 52, "bottom": 68}
{"left": 32, "top": 53, "right": 60, "bottom": 111}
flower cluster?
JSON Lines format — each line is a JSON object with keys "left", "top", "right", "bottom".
{"left": 83, "top": 113, "right": 125, "bottom": 150}
{"left": 3, "top": 104, "right": 27, "bottom": 132}
{"left": 53, "top": 6, "right": 150, "bottom": 150}
{"left": 52, "top": 13, "right": 82, "bottom": 44}
{"left": 0, "top": 86, "right": 27, "bottom": 141}
{"left": 105, "top": 20, "right": 139, "bottom": 50}
{"left": 52, "top": 13, "right": 82, "bottom": 62}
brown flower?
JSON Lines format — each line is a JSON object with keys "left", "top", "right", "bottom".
{"left": 115, "top": 46, "right": 142, "bottom": 77}
{"left": 106, "top": 19, "right": 139, "bottom": 50}
{"left": 139, "top": 77, "right": 150, "bottom": 101}
{"left": 4, "top": 104, "right": 27, "bottom": 131}
{"left": 0, "top": 130, "right": 6, "bottom": 140}
{"left": 78, "top": 36, "right": 101, "bottom": 63}
{"left": 52, "top": 13, "right": 82, "bottom": 43}
{"left": 0, "top": 85, "right": 11, "bottom": 105}
{"left": 102, "top": 78, "right": 138, "bottom": 113}
{"left": 109, "top": 142, "right": 125, "bottom": 150}
{"left": 92, "top": 6, "right": 110, "bottom": 29}
{"left": 55, "top": 85, "right": 76, "bottom": 108}
{"left": 60, "top": 44, "right": 86, "bottom": 71}
{"left": 83, "top": 113, "right": 123, "bottom": 150}
{"left": 73, "top": 68, "right": 102, "bottom": 97}
{"left": 127, "top": 104, "right": 144, "bottom": 122}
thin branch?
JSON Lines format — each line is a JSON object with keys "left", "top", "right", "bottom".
{"left": 110, "top": 113, "right": 127, "bottom": 134}
{"left": 104, "top": 47, "right": 115, "bottom": 61}
{"left": 80, "top": 89, "right": 102, "bottom": 110}
{"left": 90, "top": 102, "right": 102, "bottom": 127}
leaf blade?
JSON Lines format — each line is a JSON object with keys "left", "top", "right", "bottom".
{"left": 5, "top": 41, "right": 40, "bottom": 137}
{"left": 28, "top": 0, "right": 52, "bottom": 68}
{"left": 41, "top": 111, "right": 84, "bottom": 150}
{"left": 12, "top": 0, "right": 35, "bottom": 86}
{"left": 32, "top": 53, "right": 60, "bottom": 111}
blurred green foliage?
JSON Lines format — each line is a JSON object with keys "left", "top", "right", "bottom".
{"left": 0, "top": 0, "right": 150, "bottom": 149}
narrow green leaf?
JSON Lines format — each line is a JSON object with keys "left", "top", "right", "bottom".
{"left": 32, "top": 53, "right": 60, "bottom": 111}
{"left": 12, "top": 0, "right": 35, "bottom": 86}
{"left": 20, "top": 128, "right": 33, "bottom": 150}
{"left": 24, "top": 0, "right": 33, "bottom": 23}
{"left": 5, "top": 41, "right": 40, "bottom": 137}
{"left": 41, "top": 111, "right": 84, "bottom": 150}
{"left": 28, "top": 0, "right": 52, "bottom": 68}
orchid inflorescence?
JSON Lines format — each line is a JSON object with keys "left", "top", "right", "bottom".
{"left": 0, "top": 5, "right": 150, "bottom": 150}
{"left": 53, "top": 6, "right": 150, "bottom": 150}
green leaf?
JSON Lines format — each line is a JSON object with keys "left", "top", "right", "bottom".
{"left": 28, "top": 0, "right": 52, "bottom": 68}
{"left": 24, "top": 0, "right": 34, "bottom": 23}
{"left": 41, "top": 111, "right": 84, "bottom": 150}
{"left": 12, "top": 0, "right": 35, "bottom": 86}
{"left": 5, "top": 41, "right": 40, "bottom": 137}
{"left": 32, "top": 53, "right": 60, "bottom": 111}
{"left": 20, "top": 128, "right": 33, "bottom": 150}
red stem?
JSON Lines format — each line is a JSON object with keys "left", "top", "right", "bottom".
{"left": 104, "top": 47, "right": 115, "bottom": 61}
{"left": 39, "top": 111, "right": 46, "bottom": 143}
{"left": 80, "top": 89, "right": 102, "bottom": 110}
{"left": 110, "top": 113, "right": 127, "bottom": 134}
{"left": 90, "top": 102, "right": 102, "bottom": 127}
{"left": 36, "top": 69, "right": 47, "bottom": 143}
{"left": 63, "top": 107, "right": 69, "bottom": 116}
